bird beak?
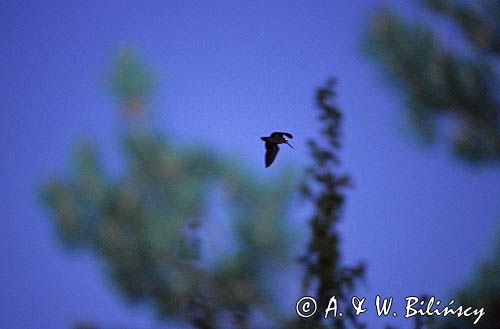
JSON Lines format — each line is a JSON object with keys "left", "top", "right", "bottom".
{"left": 285, "top": 141, "right": 294, "bottom": 149}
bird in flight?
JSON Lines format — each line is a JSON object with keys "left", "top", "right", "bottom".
{"left": 260, "top": 131, "right": 294, "bottom": 167}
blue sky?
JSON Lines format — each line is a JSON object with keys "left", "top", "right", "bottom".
{"left": 1, "top": 1, "right": 499, "bottom": 328}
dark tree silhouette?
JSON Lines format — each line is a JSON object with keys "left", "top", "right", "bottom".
{"left": 296, "top": 79, "right": 365, "bottom": 329}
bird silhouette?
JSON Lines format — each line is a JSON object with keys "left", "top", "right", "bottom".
{"left": 260, "top": 131, "right": 294, "bottom": 167}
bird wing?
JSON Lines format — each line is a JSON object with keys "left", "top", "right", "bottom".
{"left": 271, "top": 131, "right": 293, "bottom": 139}
{"left": 265, "top": 142, "right": 280, "bottom": 167}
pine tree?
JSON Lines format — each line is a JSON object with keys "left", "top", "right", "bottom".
{"left": 365, "top": 0, "right": 500, "bottom": 163}
{"left": 366, "top": 2, "right": 500, "bottom": 327}
{"left": 41, "top": 49, "right": 295, "bottom": 328}
{"left": 41, "top": 50, "right": 364, "bottom": 328}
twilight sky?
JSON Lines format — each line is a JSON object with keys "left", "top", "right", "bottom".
{"left": 1, "top": 1, "right": 499, "bottom": 328}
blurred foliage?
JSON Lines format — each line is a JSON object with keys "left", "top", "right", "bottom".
{"left": 109, "top": 49, "right": 156, "bottom": 115}
{"left": 366, "top": 2, "right": 500, "bottom": 328}
{"left": 429, "top": 230, "right": 500, "bottom": 329}
{"left": 365, "top": 0, "right": 500, "bottom": 163}
{"left": 42, "top": 50, "right": 295, "bottom": 328}
{"left": 41, "top": 50, "right": 364, "bottom": 328}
